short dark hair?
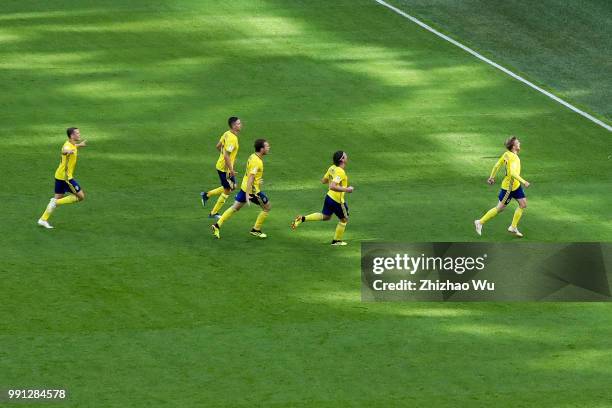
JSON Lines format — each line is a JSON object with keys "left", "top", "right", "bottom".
{"left": 254, "top": 138, "right": 267, "bottom": 152}
{"left": 333, "top": 150, "right": 345, "bottom": 166}
{"left": 228, "top": 116, "right": 240, "bottom": 128}
{"left": 505, "top": 136, "right": 518, "bottom": 151}
{"left": 67, "top": 127, "right": 78, "bottom": 138}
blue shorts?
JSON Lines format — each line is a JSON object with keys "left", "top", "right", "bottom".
{"left": 235, "top": 190, "right": 269, "bottom": 206}
{"left": 54, "top": 178, "right": 81, "bottom": 195}
{"left": 322, "top": 195, "right": 349, "bottom": 219}
{"left": 498, "top": 187, "right": 525, "bottom": 205}
{"left": 217, "top": 170, "right": 236, "bottom": 190}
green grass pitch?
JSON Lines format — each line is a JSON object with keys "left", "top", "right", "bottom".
{"left": 1, "top": 0, "right": 611, "bottom": 406}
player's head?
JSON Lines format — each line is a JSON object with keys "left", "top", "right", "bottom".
{"left": 505, "top": 136, "right": 520, "bottom": 152}
{"left": 66, "top": 127, "right": 80, "bottom": 141}
{"left": 228, "top": 117, "right": 241, "bottom": 132}
{"left": 254, "top": 138, "right": 270, "bottom": 155}
{"left": 333, "top": 150, "right": 348, "bottom": 166}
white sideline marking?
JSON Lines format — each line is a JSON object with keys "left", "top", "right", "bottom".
{"left": 375, "top": 0, "right": 611, "bottom": 132}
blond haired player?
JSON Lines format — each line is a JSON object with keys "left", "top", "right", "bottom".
{"left": 475, "top": 136, "right": 530, "bottom": 237}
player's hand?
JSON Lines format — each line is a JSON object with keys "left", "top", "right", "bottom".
{"left": 346, "top": 186, "right": 354, "bottom": 193}
{"left": 487, "top": 177, "right": 495, "bottom": 185}
{"left": 229, "top": 169, "right": 235, "bottom": 177}
{"left": 77, "top": 140, "right": 87, "bottom": 147}
{"left": 245, "top": 196, "right": 251, "bottom": 206}
{"left": 523, "top": 181, "right": 530, "bottom": 188}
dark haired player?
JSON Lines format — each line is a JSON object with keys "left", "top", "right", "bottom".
{"left": 291, "top": 151, "right": 354, "bottom": 246}
{"left": 212, "top": 139, "right": 271, "bottom": 239}
{"left": 200, "top": 117, "right": 241, "bottom": 219}
{"left": 474, "top": 136, "right": 530, "bottom": 237}
{"left": 37, "top": 127, "right": 87, "bottom": 229}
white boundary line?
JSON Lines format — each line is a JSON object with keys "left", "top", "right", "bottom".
{"left": 375, "top": 0, "right": 611, "bottom": 132}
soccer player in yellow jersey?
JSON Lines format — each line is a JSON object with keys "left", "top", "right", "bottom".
{"left": 291, "top": 151, "right": 354, "bottom": 246}
{"left": 212, "top": 139, "right": 271, "bottom": 239}
{"left": 200, "top": 117, "right": 241, "bottom": 219}
{"left": 474, "top": 136, "right": 530, "bottom": 237}
{"left": 37, "top": 127, "right": 88, "bottom": 229}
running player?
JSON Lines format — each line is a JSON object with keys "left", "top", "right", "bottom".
{"left": 291, "top": 151, "right": 354, "bottom": 246}
{"left": 212, "top": 139, "right": 271, "bottom": 239}
{"left": 474, "top": 136, "right": 530, "bottom": 237}
{"left": 200, "top": 117, "right": 241, "bottom": 219}
{"left": 37, "top": 127, "right": 87, "bottom": 229}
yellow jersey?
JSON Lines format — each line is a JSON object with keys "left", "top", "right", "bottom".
{"left": 215, "top": 130, "right": 239, "bottom": 172}
{"left": 490, "top": 151, "right": 526, "bottom": 191}
{"left": 325, "top": 165, "right": 348, "bottom": 203}
{"left": 54, "top": 140, "right": 79, "bottom": 180}
{"left": 241, "top": 153, "right": 264, "bottom": 194}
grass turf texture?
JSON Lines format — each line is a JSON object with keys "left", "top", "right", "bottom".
{"left": 1, "top": 0, "right": 611, "bottom": 406}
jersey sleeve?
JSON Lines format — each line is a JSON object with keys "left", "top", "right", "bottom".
{"left": 323, "top": 168, "right": 331, "bottom": 181}
{"left": 332, "top": 168, "right": 346, "bottom": 184}
{"left": 248, "top": 158, "right": 260, "bottom": 175}
{"left": 224, "top": 135, "right": 236, "bottom": 153}
{"left": 489, "top": 153, "right": 506, "bottom": 178}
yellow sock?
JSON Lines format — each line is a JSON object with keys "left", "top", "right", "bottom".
{"left": 211, "top": 193, "right": 228, "bottom": 215}
{"left": 40, "top": 209, "right": 51, "bottom": 221}
{"left": 511, "top": 207, "right": 523, "bottom": 228}
{"left": 56, "top": 195, "right": 79, "bottom": 205}
{"left": 479, "top": 207, "right": 498, "bottom": 224}
{"left": 254, "top": 210, "right": 269, "bottom": 230}
{"left": 305, "top": 213, "right": 324, "bottom": 222}
{"left": 206, "top": 186, "right": 224, "bottom": 197}
{"left": 217, "top": 207, "right": 235, "bottom": 227}
{"left": 334, "top": 222, "right": 347, "bottom": 241}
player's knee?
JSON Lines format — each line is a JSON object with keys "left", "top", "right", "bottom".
{"left": 322, "top": 215, "right": 331, "bottom": 221}
{"left": 223, "top": 188, "right": 231, "bottom": 195}
{"left": 341, "top": 218, "right": 348, "bottom": 224}
{"left": 263, "top": 202, "right": 271, "bottom": 212}
{"left": 77, "top": 192, "right": 85, "bottom": 201}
